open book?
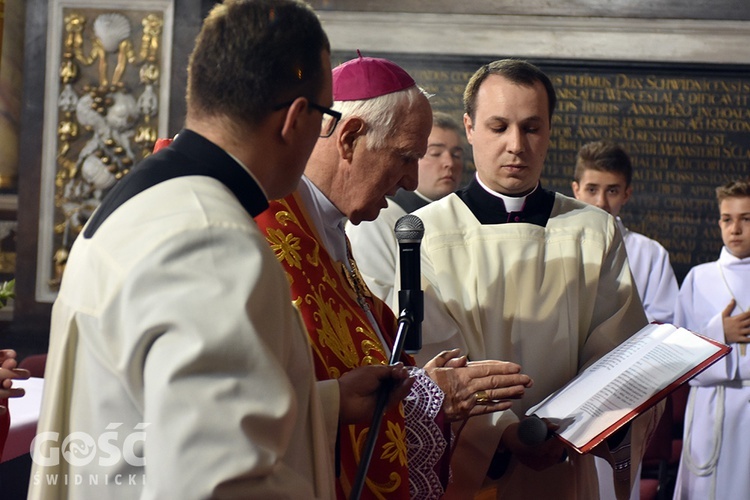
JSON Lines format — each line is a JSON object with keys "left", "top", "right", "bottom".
{"left": 526, "top": 322, "right": 731, "bottom": 454}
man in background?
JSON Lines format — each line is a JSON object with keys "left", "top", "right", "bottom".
{"left": 346, "top": 111, "right": 465, "bottom": 308}
{"left": 413, "top": 59, "right": 658, "bottom": 499}
{"left": 29, "top": 2, "right": 411, "bottom": 498}
{"left": 572, "top": 140, "right": 678, "bottom": 324}
{"left": 256, "top": 54, "right": 533, "bottom": 499}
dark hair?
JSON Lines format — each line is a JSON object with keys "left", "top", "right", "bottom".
{"left": 186, "top": 0, "right": 330, "bottom": 127}
{"left": 463, "top": 59, "right": 556, "bottom": 123}
{"left": 716, "top": 177, "right": 750, "bottom": 205}
{"left": 432, "top": 111, "right": 463, "bottom": 135}
{"left": 574, "top": 140, "right": 633, "bottom": 186}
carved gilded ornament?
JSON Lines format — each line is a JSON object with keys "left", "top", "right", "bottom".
{"left": 50, "top": 10, "right": 163, "bottom": 290}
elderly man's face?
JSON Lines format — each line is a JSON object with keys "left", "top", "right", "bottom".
{"left": 346, "top": 95, "right": 432, "bottom": 225}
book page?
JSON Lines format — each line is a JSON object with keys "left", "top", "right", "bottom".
{"left": 526, "top": 323, "right": 727, "bottom": 450}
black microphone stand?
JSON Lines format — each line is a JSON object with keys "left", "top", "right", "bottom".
{"left": 348, "top": 309, "right": 414, "bottom": 500}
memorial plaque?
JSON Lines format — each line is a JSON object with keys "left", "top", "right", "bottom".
{"left": 337, "top": 53, "right": 750, "bottom": 283}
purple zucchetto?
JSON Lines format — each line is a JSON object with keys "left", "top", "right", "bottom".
{"left": 332, "top": 50, "right": 416, "bottom": 101}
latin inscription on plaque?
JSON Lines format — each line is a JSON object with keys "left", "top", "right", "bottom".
{"left": 348, "top": 54, "right": 750, "bottom": 282}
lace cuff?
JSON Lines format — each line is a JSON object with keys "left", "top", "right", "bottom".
{"left": 404, "top": 367, "right": 450, "bottom": 500}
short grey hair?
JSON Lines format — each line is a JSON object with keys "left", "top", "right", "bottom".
{"left": 333, "top": 86, "right": 431, "bottom": 150}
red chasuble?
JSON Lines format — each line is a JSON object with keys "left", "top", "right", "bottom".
{"left": 256, "top": 193, "right": 412, "bottom": 499}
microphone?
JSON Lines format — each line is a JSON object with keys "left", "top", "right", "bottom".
{"left": 394, "top": 214, "right": 424, "bottom": 354}
{"left": 518, "top": 415, "right": 551, "bottom": 446}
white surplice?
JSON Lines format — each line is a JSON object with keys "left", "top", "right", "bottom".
{"left": 413, "top": 184, "right": 657, "bottom": 500}
{"left": 673, "top": 247, "right": 750, "bottom": 500}
{"left": 595, "top": 219, "right": 680, "bottom": 500}
{"left": 28, "top": 133, "right": 335, "bottom": 499}
{"left": 618, "top": 218, "right": 679, "bottom": 324}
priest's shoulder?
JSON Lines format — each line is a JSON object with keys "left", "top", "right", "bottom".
{"left": 554, "top": 192, "right": 611, "bottom": 221}
{"left": 412, "top": 192, "right": 465, "bottom": 226}
{"left": 551, "top": 192, "right": 617, "bottom": 235}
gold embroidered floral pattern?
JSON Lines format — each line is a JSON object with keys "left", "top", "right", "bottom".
{"left": 320, "top": 261, "right": 338, "bottom": 291}
{"left": 381, "top": 420, "right": 408, "bottom": 466}
{"left": 306, "top": 283, "right": 360, "bottom": 369}
{"left": 350, "top": 426, "right": 403, "bottom": 496}
{"left": 275, "top": 206, "right": 321, "bottom": 268}
{"left": 361, "top": 336, "right": 387, "bottom": 366}
{"left": 265, "top": 227, "right": 303, "bottom": 269}
{"left": 255, "top": 193, "right": 410, "bottom": 499}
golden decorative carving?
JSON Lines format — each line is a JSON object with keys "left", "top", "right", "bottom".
{"left": 50, "top": 9, "right": 164, "bottom": 290}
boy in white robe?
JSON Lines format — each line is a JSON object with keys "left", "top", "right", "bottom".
{"left": 673, "top": 178, "right": 750, "bottom": 500}
{"left": 572, "top": 140, "right": 678, "bottom": 324}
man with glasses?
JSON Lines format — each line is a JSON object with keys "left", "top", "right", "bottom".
{"left": 274, "top": 99, "right": 342, "bottom": 138}
{"left": 29, "top": 2, "right": 413, "bottom": 498}
{"left": 255, "top": 54, "right": 533, "bottom": 500}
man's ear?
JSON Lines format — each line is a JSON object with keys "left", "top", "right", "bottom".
{"left": 622, "top": 185, "right": 633, "bottom": 205}
{"left": 279, "top": 97, "right": 308, "bottom": 143}
{"left": 337, "top": 117, "right": 366, "bottom": 161}
{"left": 463, "top": 113, "right": 474, "bottom": 144}
{"left": 571, "top": 181, "right": 581, "bottom": 199}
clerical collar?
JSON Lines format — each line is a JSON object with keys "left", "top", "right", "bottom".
{"left": 414, "top": 190, "right": 435, "bottom": 204}
{"left": 297, "top": 175, "right": 349, "bottom": 263}
{"left": 225, "top": 151, "right": 268, "bottom": 200}
{"left": 475, "top": 173, "right": 535, "bottom": 212}
{"left": 84, "top": 129, "right": 269, "bottom": 238}
{"left": 457, "top": 175, "right": 555, "bottom": 226}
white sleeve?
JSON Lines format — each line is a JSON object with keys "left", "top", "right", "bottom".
{"left": 675, "top": 269, "right": 740, "bottom": 385}
{"left": 639, "top": 242, "right": 679, "bottom": 324}
{"left": 129, "top": 225, "right": 327, "bottom": 499}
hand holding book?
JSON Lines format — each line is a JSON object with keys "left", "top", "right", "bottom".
{"left": 525, "top": 323, "right": 730, "bottom": 454}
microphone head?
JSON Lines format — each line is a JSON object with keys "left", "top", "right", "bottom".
{"left": 518, "top": 416, "right": 549, "bottom": 446}
{"left": 394, "top": 214, "right": 424, "bottom": 243}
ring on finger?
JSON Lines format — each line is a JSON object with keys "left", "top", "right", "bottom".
{"left": 474, "top": 390, "right": 491, "bottom": 405}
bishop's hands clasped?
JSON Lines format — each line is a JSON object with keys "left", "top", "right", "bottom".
{"left": 423, "top": 348, "right": 533, "bottom": 421}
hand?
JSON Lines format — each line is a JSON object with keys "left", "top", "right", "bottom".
{"left": 337, "top": 362, "right": 414, "bottom": 425}
{"left": 0, "top": 349, "right": 31, "bottom": 401}
{"left": 0, "top": 349, "right": 16, "bottom": 366}
{"left": 722, "top": 300, "right": 750, "bottom": 345}
{"left": 424, "top": 349, "right": 533, "bottom": 421}
{"left": 500, "top": 420, "right": 568, "bottom": 471}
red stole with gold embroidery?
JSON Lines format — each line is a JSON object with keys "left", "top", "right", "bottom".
{"left": 255, "top": 192, "right": 412, "bottom": 499}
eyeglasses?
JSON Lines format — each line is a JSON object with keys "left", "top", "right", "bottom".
{"left": 273, "top": 99, "right": 342, "bottom": 138}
